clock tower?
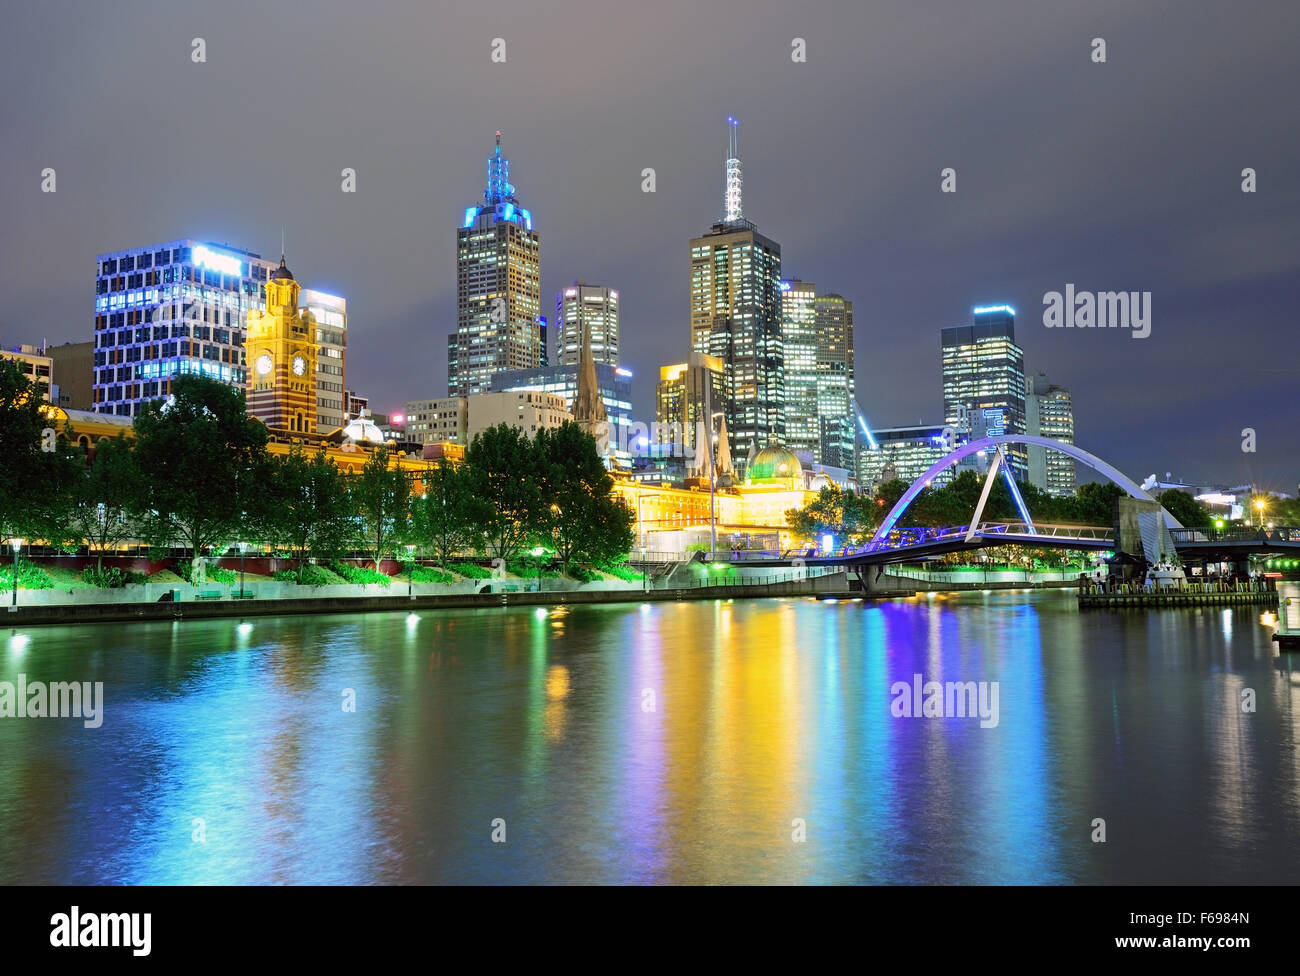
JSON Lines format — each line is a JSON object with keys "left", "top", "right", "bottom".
{"left": 246, "top": 256, "right": 318, "bottom": 434}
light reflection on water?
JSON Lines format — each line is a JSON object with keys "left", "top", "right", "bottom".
{"left": 1, "top": 585, "right": 1298, "bottom": 884}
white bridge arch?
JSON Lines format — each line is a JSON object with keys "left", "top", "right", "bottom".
{"left": 868, "top": 434, "right": 1182, "bottom": 550}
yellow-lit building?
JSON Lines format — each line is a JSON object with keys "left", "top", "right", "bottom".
{"left": 246, "top": 256, "right": 318, "bottom": 434}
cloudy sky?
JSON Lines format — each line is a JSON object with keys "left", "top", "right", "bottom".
{"left": 2, "top": 0, "right": 1297, "bottom": 489}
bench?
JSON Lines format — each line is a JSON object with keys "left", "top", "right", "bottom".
{"left": 195, "top": 589, "right": 225, "bottom": 601}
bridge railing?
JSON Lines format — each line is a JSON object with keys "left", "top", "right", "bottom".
{"left": 1170, "top": 526, "right": 1300, "bottom": 544}
{"left": 1077, "top": 577, "right": 1277, "bottom": 596}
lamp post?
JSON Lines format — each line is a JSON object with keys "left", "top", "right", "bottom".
{"left": 238, "top": 541, "right": 247, "bottom": 598}
{"left": 406, "top": 544, "right": 417, "bottom": 599}
{"left": 9, "top": 538, "right": 23, "bottom": 610}
{"left": 640, "top": 545, "right": 647, "bottom": 592}
{"left": 531, "top": 545, "right": 545, "bottom": 591}
{"left": 1255, "top": 498, "right": 1266, "bottom": 529}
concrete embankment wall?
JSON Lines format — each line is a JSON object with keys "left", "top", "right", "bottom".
{"left": 6, "top": 572, "right": 865, "bottom": 627}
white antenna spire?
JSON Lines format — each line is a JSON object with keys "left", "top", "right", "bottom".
{"left": 724, "top": 116, "right": 743, "bottom": 222}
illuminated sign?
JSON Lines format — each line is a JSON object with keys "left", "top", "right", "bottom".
{"left": 463, "top": 207, "right": 477, "bottom": 228}
{"left": 982, "top": 408, "right": 1006, "bottom": 437}
{"left": 615, "top": 367, "right": 633, "bottom": 378}
{"left": 972, "top": 304, "right": 1015, "bottom": 317}
{"left": 193, "top": 246, "right": 242, "bottom": 277}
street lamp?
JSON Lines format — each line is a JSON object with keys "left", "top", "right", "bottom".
{"left": 405, "top": 544, "right": 417, "bottom": 599}
{"left": 9, "top": 538, "right": 23, "bottom": 610}
{"left": 1255, "top": 498, "right": 1266, "bottom": 528}
{"left": 237, "top": 541, "right": 247, "bottom": 598}
{"left": 640, "top": 545, "right": 647, "bottom": 592}
{"left": 531, "top": 546, "right": 545, "bottom": 591}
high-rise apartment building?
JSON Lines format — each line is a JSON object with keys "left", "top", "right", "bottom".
{"left": 92, "top": 240, "right": 276, "bottom": 416}
{"left": 941, "top": 305, "right": 1026, "bottom": 479}
{"left": 689, "top": 120, "right": 783, "bottom": 467}
{"left": 656, "top": 352, "right": 728, "bottom": 463}
{"left": 556, "top": 281, "right": 619, "bottom": 367}
{"left": 299, "top": 288, "right": 347, "bottom": 433}
{"left": 1026, "top": 372, "right": 1076, "bottom": 496}
{"left": 448, "top": 132, "right": 542, "bottom": 397}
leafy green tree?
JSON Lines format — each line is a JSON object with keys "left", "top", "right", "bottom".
{"left": 0, "top": 359, "right": 80, "bottom": 549}
{"left": 465, "top": 423, "right": 543, "bottom": 561}
{"left": 1075, "top": 481, "right": 1125, "bottom": 525}
{"left": 534, "top": 422, "right": 634, "bottom": 568}
{"left": 350, "top": 444, "right": 412, "bottom": 571}
{"left": 785, "top": 483, "right": 867, "bottom": 544}
{"left": 67, "top": 434, "right": 144, "bottom": 572}
{"left": 266, "top": 446, "right": 354, "bottom": 577}
{"left": 1155, "top": 489, "right": 1210, "bottom": 528}
{"left": 133, "top": 375, "right": 269, "bottom": 583}
{"left": 868, "top": 478, "right": 909, "bottom": 530}
{"left": 410, "top": 460, "right": 486, "bottom": 567}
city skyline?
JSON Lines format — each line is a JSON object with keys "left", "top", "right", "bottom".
{"left": 2, "top": 0, "right": 1296, "bottom": 491}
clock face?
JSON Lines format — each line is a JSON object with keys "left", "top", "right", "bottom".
{"left": 255, "top": 353, "right": 273, "bottom": 376}
{"left": 292, "top": 355, "right": 306, "bottom": 377}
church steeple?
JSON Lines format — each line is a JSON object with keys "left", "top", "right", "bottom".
{"left": 572, "top": 321, "right": 608, "bottom": 448}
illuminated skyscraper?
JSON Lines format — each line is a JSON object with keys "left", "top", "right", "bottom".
{"left": 448, "top": 132, "right": 541, "bottom": 397}
{"left": 1026, "top": 372, "right": 1076, "bottom": 496}
{"left": 780, "top": 279, "right": 819, "bottom": 461}
{"left": 557, "top": 281, "right": 619, "bottom": 367}
{"left": 689, "top": 118, "right": 783, "bottom": 468}
{"left": 941, "top": 304, "right": 1026, "bottom": 479}
{"left": 814, "top": 292, "right": 856, "bottom": 472}
{"left": 299, "top": 288, "right": 347, "bottom": 433}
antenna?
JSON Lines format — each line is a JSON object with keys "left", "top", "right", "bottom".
{"left": 280, "top": 227, "right": 285, "bottom": 259}
{"left": 723, "top": 116, "right": 743, "bottom": 222}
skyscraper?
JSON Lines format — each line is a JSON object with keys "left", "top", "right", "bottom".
{"left": 941, "top": 304, "right": 1026, "bottom": 478}
{"left": 780, "top": 279, "right": 819, "bottom": 461}
{"left": 815, "top": 292, "right": 856, "bottom": 473}
{"left": 689, "top": 118, "right": 783, "bottom": 468}
{"left": 1026, "top": 372, "right": 1076, "bottom": 496}
{"left": 448, "top": 132, "right": 541, "bottom": 397}
{"left": 92, "top": 239, "right": 276, "bottom": 416}
{"left": 557, "top": 281, "right": 619, "bottom": 367}
{"left": 299, "top": 288, "right": 346, "bottom": 433}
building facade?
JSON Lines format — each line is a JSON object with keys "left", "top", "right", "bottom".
{"left": 245, "top": 257, "right": 317, "bottom": 434}
{"left": 92, "top": 239, "right": 276, "bottom": 416}
{"left": 404, "top": 396, "right": 469, "bottom": 446}
{"left": 448, "top": 132, "right": 542, "bottom": 397}
{"left": 941, "top": 305, "right": 1026, "bottom": 479}
{"left": 487, "top": 362, "right": 632, "bottom": 433}
{"left": 1026, "top": 372, "right": 1076, "bottom": 496}
{"left": 858, "top": 424, "right": 953, "bottom": 489}
{"left": 2, "top": 344, "right": 54, "bottom": 401}
{"left": 299, "top": 288, "right": 347, "bottom": 433}
{"left": 815, "top": 293, "right": 856, "bottom": 472}
{"left": 780, "top": 279, "right": 819, "bottom": 462}
{"left": 46, "top": 341, "right": 94, "bottom": 410}
{"left": 556, "top": 281, "right": 619, "bottom": 367}
{"left": 656, "top": 352, "right": 727, "bottom": 466}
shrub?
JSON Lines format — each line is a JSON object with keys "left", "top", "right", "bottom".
{"left": 448, "top": 562, "right": 493, "bottom": 579}
{"left": 329, "top": 561, "right": 392, "bottom": 587}
{"left": 409, "top": 565, "right": 454, "bottom": 584}
{"left": 274, "top": 564, "right": 340, "bottom": 586}
{"left": 596, "top": 562, "right": 643, "bottom": 582}
{"left": 176, "top": 563, "right": 238, "bottom": 585}
{"left": 81, "top": 566, "right": 145, "bottom": 588}
{"left": 506, "top": 559, "right": 559, "bottom": 579}
{"left": 567, "top": 565, "right": 600, "bottom": 582}
{"left": 0, "top": 560, "right": 54, "bottom": 590}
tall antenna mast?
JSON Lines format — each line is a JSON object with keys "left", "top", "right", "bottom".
{"left": 724, "top": 116, "right": 743, "bottom": 222}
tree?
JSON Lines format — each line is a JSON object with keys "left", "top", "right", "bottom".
{"left": 410, "top": 460, "right": 485, "bottom": 567}
{"left": 1075, "top": 481, "right": 1125, "bottom": 525}
{"left": 465, "top": 423, "right": 544, "bottom": 562}
{"left": 1156, "top": 489, "right": 1210, "bottom": 528}
{"left": 785, "top": 483, "right": 867, "bottom": 544}
{"left": 867, "top": 478, "right": 909, "bottom": 530}
{"left": 534, "top": 422, "right": 634, "bottom": 568}
{"left": 133, "top": 375, "right": 269, "bottom": 583}
{"left": 266, "top": 446, "right": 354, "bottom": 576}
{"left": 0, "top": 359, "right": 80, "bottom": 549}
{"left": 67, "top": 434, "right": 143, "bottom": 572}
{"left": 350, "top": 444, "right": 412, "bottom": 571}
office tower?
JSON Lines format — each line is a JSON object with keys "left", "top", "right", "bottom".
{"left": 299, "top": 289, "right": 347, "bottom": 433}
{"left": 689, "top": 118, "right": 783, "bottom": 467}
{"left": 404, "top": 396, "right": 469, "bottom": 446}
{"left": 245, "top": 257, "right": 317, "bottom": 434}
{"left": 1026, "top": 372, "right": 1076, "bottom": 496}
{"left": 780, "top": 279, "right": 819, "bottom": 461}
{"left": 92, "top": 240, "right": 276, "bottom": 416}
{"left": 656, "top": 352, "right": 727, "bottom": 463}
{"left": 448, "top": 132, "right": 541, "bottom": 397}
{"left": 859, "top": 425, "right": 953, "bottom": 489}
{"left": 815, "top": 292, "right": 856, "bottom": 473}
{"left": 941, "top": 304, "right": 1026, "bottom": 478}
{"left": 557, "top": 282, "right": 619, "bottom": 367}
{"left": 488, "top": 363, "right": 633, "bottom": 433}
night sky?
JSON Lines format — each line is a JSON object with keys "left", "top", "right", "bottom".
{"left": 2, "top": 0, "right": 1296, "bottom": 490}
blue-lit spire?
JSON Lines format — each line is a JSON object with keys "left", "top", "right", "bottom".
{"left": 484, "top": 130, "right": 515, "bottom": 206}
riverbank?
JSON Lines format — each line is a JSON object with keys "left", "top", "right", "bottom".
{"left": 2, "top": 571, "right": 884, "bottom": 626}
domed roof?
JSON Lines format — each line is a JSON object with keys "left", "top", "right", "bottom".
{"left": 342, "top": 416, "right": 385, "bottom": 445}
{"left": 748, "top": 443, "right": 802, "bottom": 483}
{"left": 270, "top": 256, "right": 294, "bottom": 281}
